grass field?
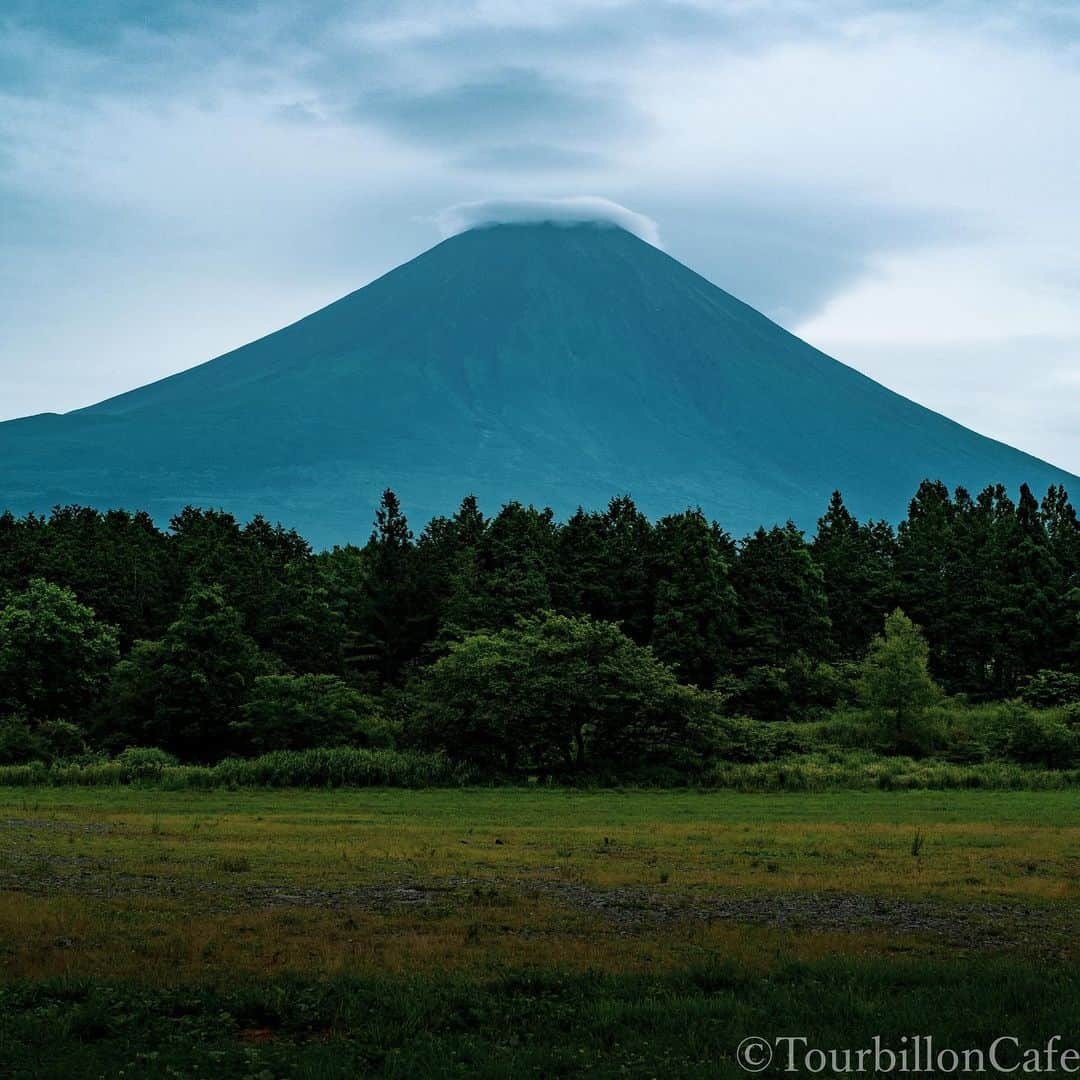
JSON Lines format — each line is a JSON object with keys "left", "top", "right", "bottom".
{"left": 1, "top": 788, "right": 1077, "bottom": 1076}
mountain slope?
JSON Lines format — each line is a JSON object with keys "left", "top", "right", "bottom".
{"left": 1, "top": 222, "right": 1075, "bottom": 546}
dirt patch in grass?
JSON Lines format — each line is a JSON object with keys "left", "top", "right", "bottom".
{"left": 1, "top": 845, "right": 1071, "bottom": 954}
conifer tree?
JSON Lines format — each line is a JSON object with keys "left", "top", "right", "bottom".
{"left": 811, "top": 491, "right": 894, "bottom": 659}
{"left": 859, "top": 608, "right": 941, "bottom": 752}
{"left": 732, "top": 522, "right": 831, "bottom": 668}
{"left": 355, "top": 489, "right": 424, "bottom": 684}
{"left": 650, "top": 509, "right": 736, "bottom": 687}
{"left": 443, "top": 502, "right": 556, "bottom": 632}
{"left": 895, "top": 479, "right": 955, "bottom": 676}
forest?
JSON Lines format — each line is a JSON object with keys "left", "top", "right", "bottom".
{"left": 1, "top": 480, "right": 1079, "bottom": 781}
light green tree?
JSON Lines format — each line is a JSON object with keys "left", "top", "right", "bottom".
{"left": 408, "top": 612, "right": 716, "bottom": 775}
{"left": 859, "top": 608, "right": 941, "bottom": 751}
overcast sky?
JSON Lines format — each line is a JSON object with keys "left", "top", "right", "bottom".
{"left": 2, "top": 0, "right": 1078, "bottom": 472}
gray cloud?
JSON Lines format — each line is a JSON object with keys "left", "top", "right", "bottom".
{"left": 456, "top": 143, "right": 606, "bottom": 172}
{"left": 352, "top": 67, "right": 636, "bottom": 150}
{"left": 1, "top": 0, "right": 1078, "bottom": 472}
{"left": 642, "top": 190, "right": 976, "bottom": 325}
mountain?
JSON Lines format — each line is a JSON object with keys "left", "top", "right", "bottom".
{"left": 1, "top": 222, "right": 1075, "bottom": 547}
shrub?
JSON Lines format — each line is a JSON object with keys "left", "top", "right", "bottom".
{"left": 116, "top": 746, "right": 180, "bottom": 780}
{"left": 0, "top": 746, "right": 476, "bottom": 789}
{"left": 0, "top": 716, "right": 46, "bottom": 765}
{"left": 801, "top": 709, "right": 884, "bottom": 752}
{"left": 992, "top": 704, "right": 1078, "bottom": 769}
{"left": 0, "top": 716, "right": 86, "bottom": 765}
{"left": 707, "top": 716, "right": 814, "bottom": 763}
{"left": 700, "top": 752, "right": 1080, "bottom": 792}
{"left": 722, "top": 656, "right": 856, "bottom": 723}
{"left": 1021, "top": 670, "right": 1080, "bottom": 709}
{"left": 206, "top": 747, "right": 474, "bottom": 788}
{"left": 233, "top": 674, "right": 392, "bottom": 753}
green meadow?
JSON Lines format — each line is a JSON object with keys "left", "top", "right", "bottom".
{"left": 1, "top": 787, "right": 1077, "bottom": 1076}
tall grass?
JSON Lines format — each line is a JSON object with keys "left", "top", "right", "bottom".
{"left": 1, "top": 746, "right": 1076, "bottom": 790}
{"left": 0, "top": 746, "right": 477, "bottom": 790}
{"left": 701, "top": 751, "right": 1080, "bottom": 792}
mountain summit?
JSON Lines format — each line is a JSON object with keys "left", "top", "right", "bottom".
{"left": 1, "top": 222, "right": 1075, "bottom": 546}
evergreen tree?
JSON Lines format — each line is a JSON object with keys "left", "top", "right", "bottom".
{"left": 811, "top": 491, "right": 895, "bottom": 659}
{"left": 732, "top": 523, "right": 831, "bottom": 668}
{"left": 443, "top": 502, "right": 556, "bottom": 632}
{"left": 940, "top": 485, "right": 1003, "bottom": 695}
{"left": 354, "top": 489, "right": 424, "bottom": 685}
{"left": 649, "top": 508, "right": 736, "bottom": 687}
{"left": 895, "top": 479, "right": 954, "bottom": 677}
{"left": 597, "top": 495, "right": 655, "bottom": 642}
{"left": 30, "top": 507, "right": 175, "bottom": 646}
{"left": 997, "top": 483, "right": 1060, "bottom": 692}
{"left": 551, "top": 507, "right": 610, "bottom": 618}
{"left": 415, "top": 494, "right": 487, "bottom": 646}
{"left": 859, "top": 608, "right": 941, "bottom": 752}
{"left": 1041, "top": 485, "right": 1080, "bottom": 671}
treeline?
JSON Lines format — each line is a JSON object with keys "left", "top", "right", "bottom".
{"left": 0, "top": 480, "right": 1078, "bottom": 775}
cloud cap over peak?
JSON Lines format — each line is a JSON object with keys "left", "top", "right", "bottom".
{"left": 436, "top": 197, "right": 662, "bottom": 247}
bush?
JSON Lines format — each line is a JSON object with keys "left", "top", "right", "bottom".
{"left": 0, "top": 746, "right": 476, "bottom": 789}
{"left": 1, "top": 745, "right": 1077, "bottom": 792}
{"left": 1021, "top": 670, "right": 1080, "bottom": 709}
{"left": 233, "top": 674, "right": 392, "bottom": 754}
{"left": 991, "top": 703, "right": 1079, "bottom": 769}
{"left": 0, "top": 716, "right": 46, "bottom": 765}
{"left": 857, "top": 610, "right": 942, "bottom": 756}
{"left": 722, "top": 656, "right": 856, "bottom": 723}
{"left": 0, "top": 716, "right": 86, "bottom": 765}
{"left": 707, "top": 716, "right": 814, "bottom": 763}
{"left": 116, "top": 746, "right": 180, "bottom": 780}
{"left": 700, "top": 751, "right": 1080, "bottom": 792}
{"left": 801, "top": 709, "right": 883, "bottom": 752}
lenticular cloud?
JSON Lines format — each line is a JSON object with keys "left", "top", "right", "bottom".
{"left": 436, "top": 196, "right": 662, "bottom": 247}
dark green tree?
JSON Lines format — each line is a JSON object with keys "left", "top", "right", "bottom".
{"left": 408, "top": 613, "right": 716, "bottom": 774}
{"left": 106, "top": 585, "right": 274, "bottom": 759}
{"left": 352, "top": 489, "right": 426, "bottom": 685}
{"left": 1040, "top": 485, "right": 1080, "bottom": 672}
{"left": 811, "top": 491, "right": 895, "bottom": 659}
{"left": 28, "top": 507, "right": 175, "bottom": 646}
{"left": 598, "top": 495, "right": 656, "bottom": 642}
{"left": 443, "top": 501, "right": 557, "bottom": 633}
{"left": 894, "top": 479, "right": 955, "bottom": 677}
{"left": 649, "top": 509, "right": 736, "bottom": 687}
{"left": 415, "top": 494, "right": 487, "bottom": 646}
{"left": 551, "top": 507, "right": 610, "bottom": 617}
{"left": 732, "top": 522, "right": 831, "bottom": 668}
{"left": 0, "top": 578, "right": 119, "bottom": 724}
{"left": 234, "top": 673, "right": 387, "bottom": 753}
